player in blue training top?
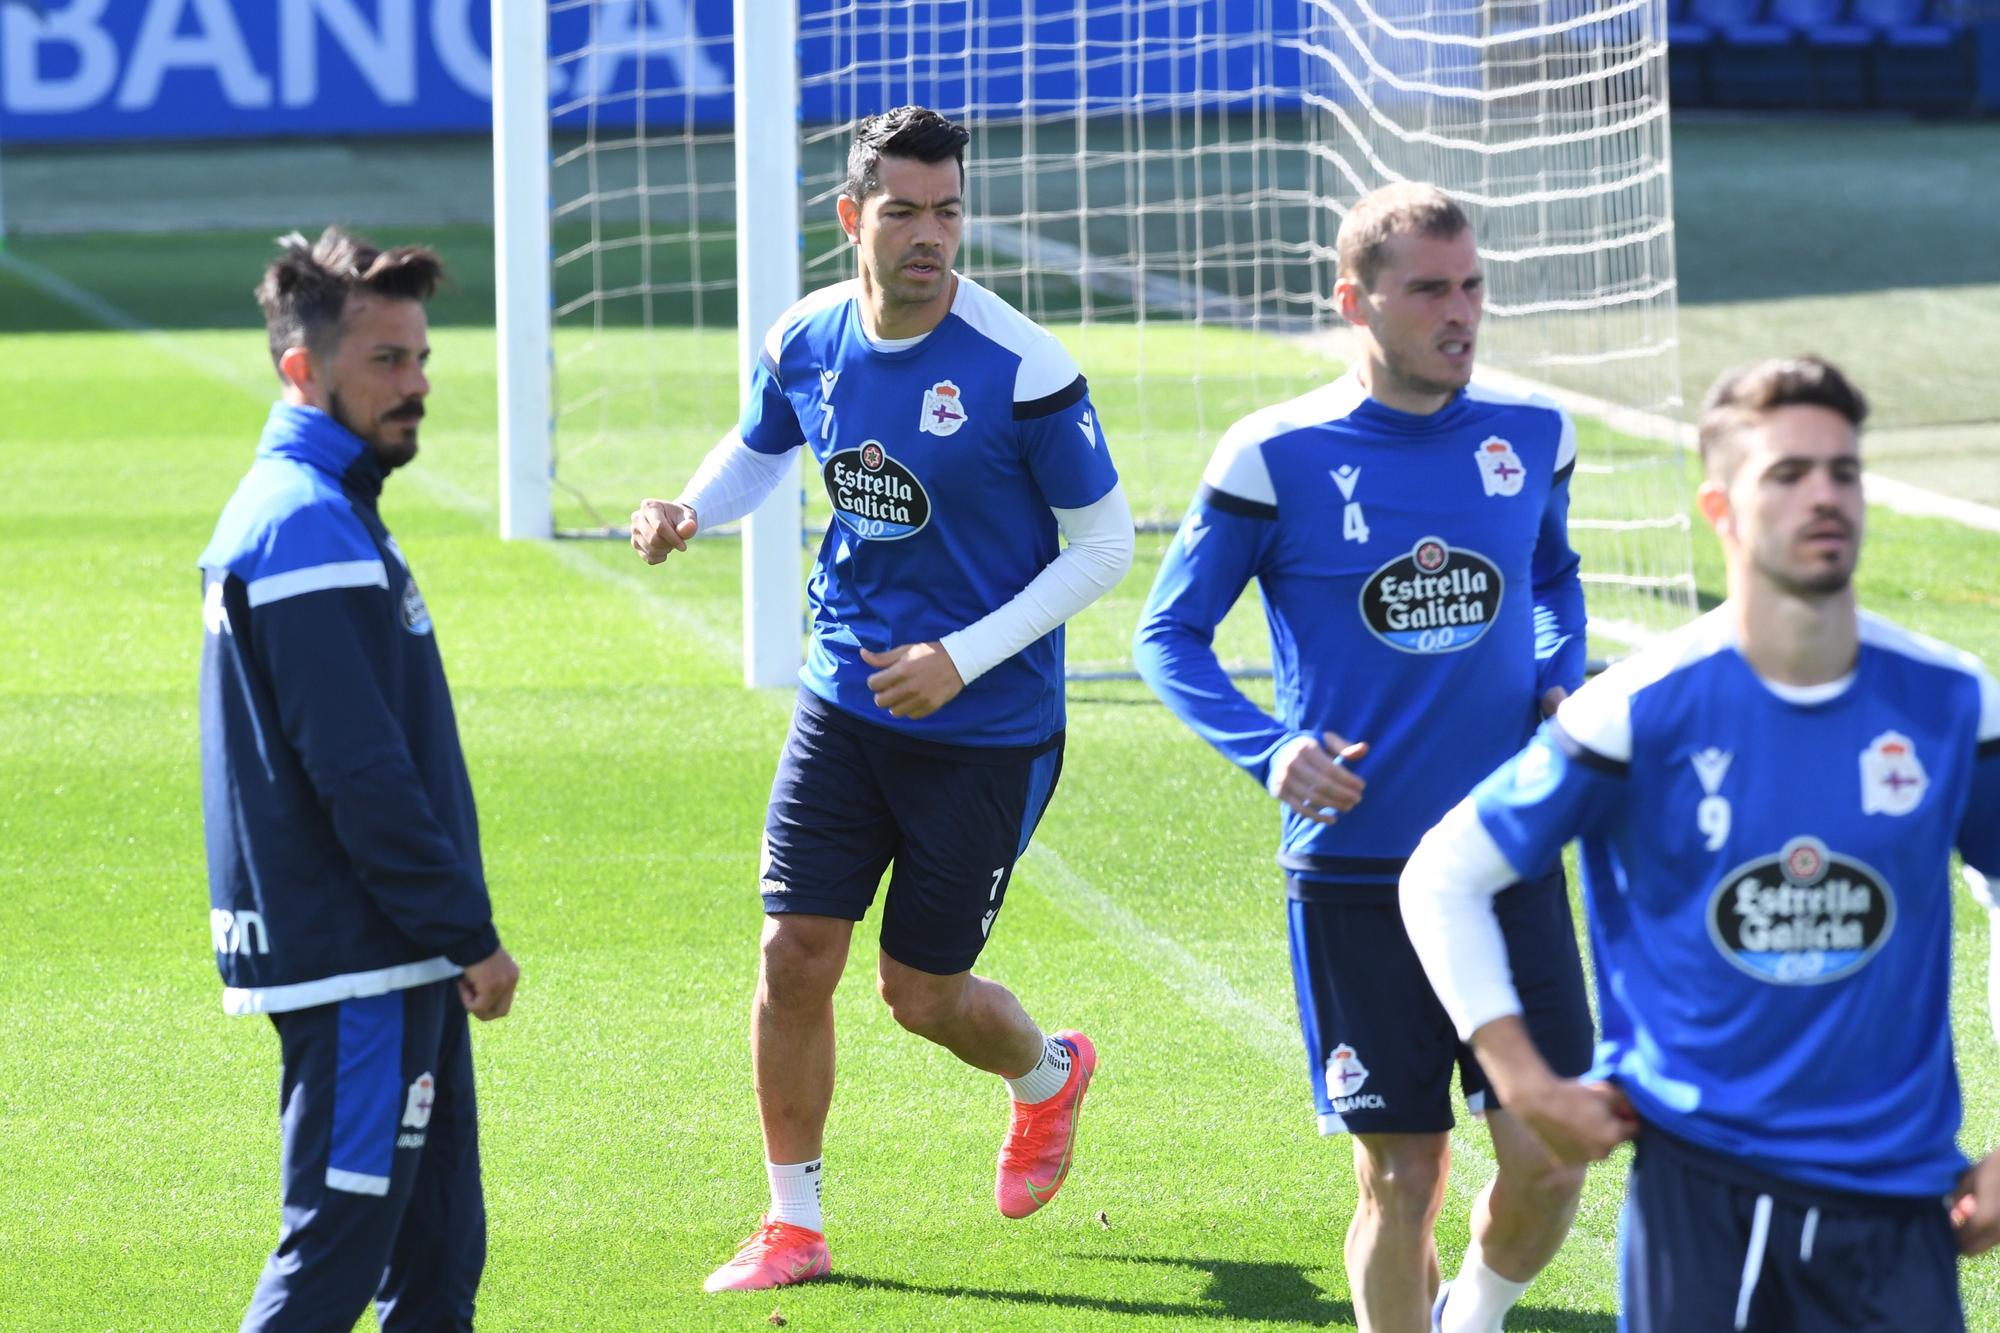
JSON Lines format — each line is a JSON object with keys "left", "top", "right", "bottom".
{"left": 1133, "top": 183, "right": 1592, "bottom": 1333}
{"left": 631, "top": 105, "right": 1134, "bottom": 1292}
{"left": 1400, "top": 356, "right": 2000, "bottom": 1332}
{"left": 201, "top": 229, "right": 520, "bottom": 1331}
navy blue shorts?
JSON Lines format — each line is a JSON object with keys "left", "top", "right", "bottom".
{"left": 1286, "top": 868, "right": 1592, "bottom": 1135}
{"left": 761, "top": 690, "right": 1064, "bottom": 976}
{"left": 241, "top": 979, "right": 484, "bottom": 1332}
{"left": 1622, "top": 1127, "right": 1962, "bottom": 1333}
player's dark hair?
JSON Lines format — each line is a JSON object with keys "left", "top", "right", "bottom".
{"left": 842, "top": 105, "right": 970, "bottom": 203}
{"left": 1698, "top": 355, "right": 1869, "bottom": 480}
{"left": 254, "top": 226, "right": 444, "bottom": 374}
{"left": 1337, "top": 182, "right": 1472, "bottom": 289}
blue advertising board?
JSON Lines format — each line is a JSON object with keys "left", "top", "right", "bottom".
{"left": 0, "top": 0, "right": 1312, "bottom": 146}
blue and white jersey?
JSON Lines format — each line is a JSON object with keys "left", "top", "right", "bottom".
{"left": 1134, "top": 373, "right": 1586, "bottom": 887}
{"left": 739, "top": 275, "right": 1120, "bottom": 748}
{"left": 1469, "top": 608, "right": 2000, "bottom": 1197}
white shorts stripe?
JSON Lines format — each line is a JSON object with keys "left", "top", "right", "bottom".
{"left": 246, "top": 559, "right": 388, "bottom": 607}
{"left": 1735, "top": 1192, "right": 1774, "bottom": 1330}
{"left": 325, "top": 1167, "right": 391, "bottom": 1197}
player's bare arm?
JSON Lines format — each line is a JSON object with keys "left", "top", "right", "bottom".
{"left": 631, "top": 499, "right": 697, "bottom": 564}
{"left": 861, "top": 642, "right": 965, "bottom": 719}
{"left": 1952, "top": 1149, "right": 2000, "bottom": 1255}
{"left": 1540, "top": 685, "right": 1568, "bottom": 717}
{"left": 1268, "top": 732, "right": 1369, "bottom": 826}
{"left": 1471, "top": 1014, "right": 1636, "bottom": 1165}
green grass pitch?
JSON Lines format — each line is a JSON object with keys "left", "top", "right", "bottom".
{"left": 5, "top": 220, "right": 2000, "bottom": 1331}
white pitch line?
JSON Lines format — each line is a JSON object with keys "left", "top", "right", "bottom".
{"left": 1017, "top": 842, "right": 1302, "bottom": 1069}
{"left": 0, "top": 249, "right": 270, "bottom": 396}
{"left": 1015, "top": 840, "right": 1520, "bottom": 1208}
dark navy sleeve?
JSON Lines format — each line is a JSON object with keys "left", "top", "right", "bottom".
{"left": 1133, "top": 486, "right": 1296, "bottom": 787}
{"left": 1962, "top": 674, "right": 2000, "bottom": 877}
{"left": 1531, "top": 421, "right": 1587, "bottom": 697}
{"left": 1013, "top": 336, "right": 1118, "bottom": 509}
{"left": 245, "top": 525, "right": 498, "bottom": 966}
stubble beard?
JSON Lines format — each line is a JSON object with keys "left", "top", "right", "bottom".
{"left": 1380, "top": 350, "right": 1469, "bottom": 403}
{"left": 1757, "top": 546, "right": 1856, "bottom": 600}
{"left": 329, "top": 389, "right": 419, "bottom": 471}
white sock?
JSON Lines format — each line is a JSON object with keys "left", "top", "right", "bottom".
{"left": 1004, "top": 1033, "right": 1073, "bottom": 1104}
{"left": 766, "top": 1158, "right": 823, "bottom": 1234}
{"left": 1441, "top": 1247, "right": 1531, "bottom": 1333}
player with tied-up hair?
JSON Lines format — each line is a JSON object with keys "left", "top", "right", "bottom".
{"left": 200, "top": 227, "right": 520, "bottom": 1330}
{"left": 1400, "top": 356, "right": 2000, "bottom": 1332}
{"left": 1134, "top": 182, "right": 1593, "bottom": 1333}
{"left": 632, "top": 105, "right": 1134, "bottom": 1293}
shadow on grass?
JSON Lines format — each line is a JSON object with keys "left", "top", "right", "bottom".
{"left": 824, "top": 1251, "right": 1354, "bottom": 1324}
{"left": 827, "top": 1251, "right": 1619, "bottom": 1329}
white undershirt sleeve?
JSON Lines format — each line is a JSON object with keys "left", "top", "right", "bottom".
{"left": 939, "top": 482, "right": 1135, "bottom": 685}
{"left": 674, "top": 431, "right": 796, "bottom": 532}
{"left": 1398, "top": 800, "right": 1530, "bottom": 1040}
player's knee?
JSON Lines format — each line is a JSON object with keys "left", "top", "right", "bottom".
{"left": 876, "top": 970, "right": 961, "bottom": 1038}
{"left": 1354, "top": 1140, "right": 1448, "bottom": 1228}
{"left": 1505, "top": 1154, "right": 1587, "bottom": 1206}
{"left": 758, "top": 922, "right": 845, "bottom": 1008}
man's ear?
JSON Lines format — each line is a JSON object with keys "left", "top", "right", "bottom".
{"left": 1696, "top": 478, "right": 1731, "bottom": 538}
{"left": 1334, "top": 275, "right": 1368, "bottom": 330}
{"left": 836, "top": 193, "right": 862, "bottom": 244}
{"left": 277, "top": 345, "right": 315, "bottom": 396}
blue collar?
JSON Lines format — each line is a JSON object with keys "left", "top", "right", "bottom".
{"left": 257, "top": 402, "right": 386, "bottom": 502}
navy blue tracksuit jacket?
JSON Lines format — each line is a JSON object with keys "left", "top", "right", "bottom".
{"left": 200, "top": 402, "right": 498, "bottom": 1011}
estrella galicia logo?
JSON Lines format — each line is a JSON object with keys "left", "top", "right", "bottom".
{"left": 401, "top": 578, "right": 433, "bottom": 635}
{"left": 1360, "top": 536, "right": 1503, "bottom": 654}
{"left": 823, "top": 440, "right": 932, "bottom": 540}
{"left": 1706, "top": 835, "right": 1895, "bottom": 985}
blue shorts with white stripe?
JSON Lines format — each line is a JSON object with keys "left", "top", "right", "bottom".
{"left": 1621, "top": 1127, "right": 1961, "bottom": 1333}
{"left": 241, "top": 977, "right": 483, "bottom": 1332}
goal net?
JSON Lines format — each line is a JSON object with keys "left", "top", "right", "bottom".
{"left": 503, "top": 0, "right": 1696, "bottom": 679}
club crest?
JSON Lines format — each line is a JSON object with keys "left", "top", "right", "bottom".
{"left": 402, "top": 1072, "right": 435, "bottom": 1129}
{"left": 1474, "top": 436, "right": 1526, "bottom": 497}
{"left": 1325, "top": 1043, "right": 1370, "bottom": 1096}
{"left": 919, "top": 380, "right": 968, "bottom": 437}
{"left": 1860, "top": 731, "right": 1927, "bottom": 816}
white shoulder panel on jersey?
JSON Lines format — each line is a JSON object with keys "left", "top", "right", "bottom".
{"left": 1858, "top": 610, "right": 2000, "bottom": 741}
{"left": 1199, "top": 375, "right": 1369, "bottom": 505}
{"left": 947, "top": 275, "right": 1080, "bottom": 402}
{"left": 762, "top": 279, "right": 861, "bottom": 362}
{"left": 1556, "top": 608, "right": 1737, "bottom": 762}
{"left": 1463, "top": 378, "right": 1577, "bottom": 472}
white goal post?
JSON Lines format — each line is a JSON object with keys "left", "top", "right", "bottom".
{"left": 495, "top": 0, "right": 1698, "bottom": 688}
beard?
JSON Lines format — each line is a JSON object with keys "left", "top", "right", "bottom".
{"left": 1756, "top": 542, "right": 1857, "bottom": 599}
{"left": 330, "top": 389, "right": 422, "bottom": 470}
{"left": 873, "top": 251, "right": 950, "bottom": 307}
{"left": 1379, "top": 344, "right": 1472, "bottom": 402}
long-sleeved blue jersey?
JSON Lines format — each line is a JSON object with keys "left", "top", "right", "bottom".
{"left": 199, "top": 404, "right": 499, "bottom": 1015}
{"left": 1134, "top": 373, "right": 1587, "bottom": 890}
{"left": 1464, "top": 609, "right": 2000, "bottom": 1196}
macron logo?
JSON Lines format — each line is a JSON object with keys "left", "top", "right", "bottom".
{"left": 1077, "top": 411, "right": 1096, "bottom": 447}
{"left": 1331, "top": 465, "right": 1361, "bottom": 500}
{"left": 1691, "top": 747, "right": 1732, "bottom": 795}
